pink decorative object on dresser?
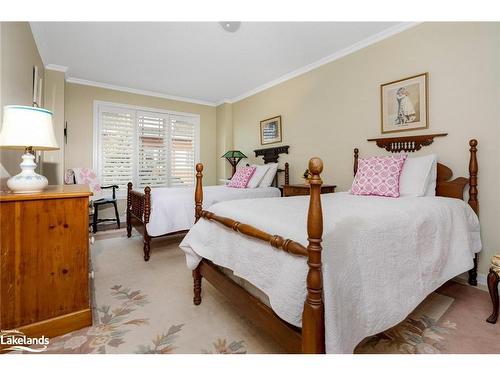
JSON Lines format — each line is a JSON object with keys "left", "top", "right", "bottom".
{"left": 228, "top": 166, "right": 256, "bottom": 188}
{"left": 351, "top": 155, "right": 407, "bottom": 197}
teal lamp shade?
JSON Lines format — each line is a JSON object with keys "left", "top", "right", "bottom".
{"left": 221, "top": 150, "right": 247, "bottom": 177}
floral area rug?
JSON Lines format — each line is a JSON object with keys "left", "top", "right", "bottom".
{"left": 40, "top": 232, "right": 277, "bottom": 354}
{"left": 38, "top": 230, "right": 499, "bottom": 354}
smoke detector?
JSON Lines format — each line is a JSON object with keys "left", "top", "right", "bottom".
{"left": 219, "top": 22, "right": 241, "bottom": 33}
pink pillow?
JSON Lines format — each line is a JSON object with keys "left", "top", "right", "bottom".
{"left": 351, "top": 155, "right": 407, "bottom": 198}
{"left": 73, "top": 168, "right": 102, "bottom": 193}
{"left": 228, "top": 166, "right": 256, "bottom": 188}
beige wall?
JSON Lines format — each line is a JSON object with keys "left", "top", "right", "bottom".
{"left": 231, "top": 22, "right": 500, "bottom": 276}
{"left": 216, "top": 102, "right": 234, "bottom": 181}
{"left": 0, "top": 22, "right": 45, "bottom": 180}
{"left": 64, "top": 83, "right": 217, "bottom": 186}
{"left": 43, "top": 69, "right": 65, "bottom": 184}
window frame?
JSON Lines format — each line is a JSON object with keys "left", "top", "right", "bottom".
{"left": 93, "top": 100, "right": 201, "bottom": 198}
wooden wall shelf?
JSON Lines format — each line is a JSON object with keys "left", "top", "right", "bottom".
{"left": 367, "top": 133, "right": 448, "bottom": 153}
{"left": 254, "top": 145, "right": 289, "bottom": 163}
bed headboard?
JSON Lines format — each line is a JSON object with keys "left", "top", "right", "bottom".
{"left": 354, "top": 133, "right": 478, "bottom": 214}
{"left": 253, "top": 145, "right": 290, "bottom": 187}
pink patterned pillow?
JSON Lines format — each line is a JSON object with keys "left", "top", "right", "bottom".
{"left": 351, "top": 155, "right": 407, "bottom": 198}
{"left": 228, "top": 166, "right": 256, "bottom": 188}
{"left": 73, "top": 168, "right": 102, "bottom": 193}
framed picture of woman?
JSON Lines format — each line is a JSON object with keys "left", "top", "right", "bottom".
{"left": 380, "top": 73, "right": 428, "bottom": 134}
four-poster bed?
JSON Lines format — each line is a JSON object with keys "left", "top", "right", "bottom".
{"left": 184, "top": 135, "right": 480, "bottom": 353}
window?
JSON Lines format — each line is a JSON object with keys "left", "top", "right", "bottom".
{"left": 94, "top": 102, "right": 200, "bottom": 197}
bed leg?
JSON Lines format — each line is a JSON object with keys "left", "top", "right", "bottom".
{"left": 468, "top": 253, "right": 478, "bottom": 286}
{"left": 193, "top": 265, "right": 202, "bottom": 305}
{"left": 142, "top": 186, "right": 152, "bottom": 261}
{"left": 126, "top": 182, "right": 132, "bottom": 238}
{"left": 126, "top": 219, "right": 132, "bottom": 238}
{"left": 487, "top": 269, "right": 499, "bottom": 324}
{"left": 143, "top": 234, "right": 151, "bottom": 261}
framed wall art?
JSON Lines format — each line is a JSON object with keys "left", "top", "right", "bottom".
{"left": 380, "top": 72, "right": 428, "bottom": 134}
{"left": 260, "top": 115, "right": 282, "bottom": 145}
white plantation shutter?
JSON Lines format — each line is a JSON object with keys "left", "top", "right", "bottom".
{"left": 98, "top": 109, "right": 135, "bottom": 191}
{"left": 137, "top": 113, "right": 169, "bottom": 188}
{"left": 94, "top": 103, "right": 199, "bottom": 196}
{"left": 170, "top": 115, "right": 197, "bottom": 187}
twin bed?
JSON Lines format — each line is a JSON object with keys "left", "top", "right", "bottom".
{"left": 126, "top": 146, "right": 290, "bottom": 260}
{"left": 178, "top": 135, "right": 481, "bottom": 354}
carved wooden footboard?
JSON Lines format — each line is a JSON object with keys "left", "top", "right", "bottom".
{"left": 126, "top": 182, "right": 188, "bottom": 261}
{"left": 126, "top": 183, "right": 152, "bottom": 261}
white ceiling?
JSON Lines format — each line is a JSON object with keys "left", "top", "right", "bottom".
{"left": 30, "top": 22, "right": 412, "bottom": 105}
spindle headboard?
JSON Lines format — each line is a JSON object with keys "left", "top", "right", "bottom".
{"left": 252, "top": 145, "right": 290, "bottom": 187}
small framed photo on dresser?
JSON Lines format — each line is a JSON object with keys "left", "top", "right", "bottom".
{"left": 260, "top": 115, "right": 282, "bottom": 145}
{"left": 380, "top": 72, "right": 428, "bottom": 134}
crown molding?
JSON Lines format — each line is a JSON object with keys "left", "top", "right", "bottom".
{"left": 215, "top": 99, "right": 233, "bottom": 107}
{"left": 45, "top": 64, "right": 69, "bottom": 73}
{"left": 65, "top": 77, "right": 217, "bottom": 107}
{"left": 227, "top": 22, "right": 421, "bottom": 104}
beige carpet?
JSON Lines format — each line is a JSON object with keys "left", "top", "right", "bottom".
{"left": 38, "top": 229, "right": 499, "bottom": 354}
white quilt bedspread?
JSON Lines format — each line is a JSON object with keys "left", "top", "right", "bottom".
{"left": 179, "top": 192, "right": 481, "bottom": 353}
{"left": 144, "top": 185, "right": 280, "bottom": 236}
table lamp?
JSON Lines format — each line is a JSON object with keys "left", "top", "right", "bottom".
{"left": 0, "top": 105, "right": 59, "bottom": 193}
{"left": 221, "top": 150, "right": 247, "bottom": 177}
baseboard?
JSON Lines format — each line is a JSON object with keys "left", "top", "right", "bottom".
{"left": 16, "top": 309, "right": 92, "bottom": 339}
{"left": 453, "top": 272, "right": 488, "bottom": 291}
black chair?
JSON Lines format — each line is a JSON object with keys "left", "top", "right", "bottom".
{"left": 66, "top": 169, "right": 120, "bottom": 233}
{"left": 91, "top": 184, "right": 120, "bottom": 233}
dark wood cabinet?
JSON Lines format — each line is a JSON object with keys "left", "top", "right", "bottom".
{"left": 0, "top": 185, "right": 93, "bottom": 339}
{"left": 282, "top": 183, "right": 336, "bottom": 197}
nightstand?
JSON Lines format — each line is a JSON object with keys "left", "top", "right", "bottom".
{"left": 282, "top": 183, "right": 336, "bottom": 197}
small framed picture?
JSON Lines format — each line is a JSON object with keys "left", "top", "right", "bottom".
{"left": 380, "top": 73, "right": 428, "bottom": 134}
{"left": 260, "top": 115, "right": 282, "bottom": 145}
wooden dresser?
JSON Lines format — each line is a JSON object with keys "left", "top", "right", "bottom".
{"left": 0, "top": 185, "right": 93, "bottom": 339}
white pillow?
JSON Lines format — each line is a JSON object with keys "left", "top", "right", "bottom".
{"left": 424, "top": 159, "right": 437, "bottom": 196}
{"left": 247, "top": 164, "right": 271, "bottom": 188}
{"left": 258, "top": 163, "right": 279, "bottom": 188}
{"left": 399, "top": 154, "right": 437, "bottom": 197}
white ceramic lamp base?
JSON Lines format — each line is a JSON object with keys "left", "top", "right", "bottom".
{"left": 7, "top": 151, "right": 48, "bottom": 193}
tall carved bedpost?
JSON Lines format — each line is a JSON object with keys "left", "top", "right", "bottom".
{"left": 193, "top": 163, "right": 204, "bottom": 305}
{"left": 127, "top": 182, "right": 132, "bottom": 238}
{"left": 285, "top": 162, "right": 290, "bottom": 185}
{"left": 302, "top": 157, "right": 325, "bottom": 354}
{"left": 468, "top": 139, "right": 479, "bottom": 286}
{"left": 195, "top": 163, "right": 204, "bottom": 223}
{"left": 353, "top": 148, "right": 359, "bottom": 177}
{"left": 468, "top": 139, "right": 478, "bottom": 214}
{"left": 143, "top": 186, "right": 151, "bottom": 261}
